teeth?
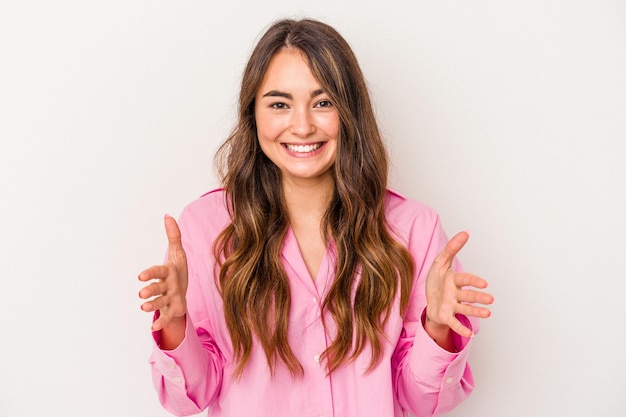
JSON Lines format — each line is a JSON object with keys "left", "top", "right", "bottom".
{"left": 285, "top": 143, "right": 322, "bottom": 153}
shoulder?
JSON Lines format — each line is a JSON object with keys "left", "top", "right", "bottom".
{"left": 177, "top": 188, "right": 231, "bottom": 243}
{"left": 384, "top": 189, "right": 439, "bottom": 225}
{"left": 181, "top": 188, "right": 229, "bottom": 217}
{"left": 384, "top": 189, "right": 441, "bottom": 244}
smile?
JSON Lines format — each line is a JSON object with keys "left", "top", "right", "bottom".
{"left": 284, "top": 143, "right": 323, "bottom": 153}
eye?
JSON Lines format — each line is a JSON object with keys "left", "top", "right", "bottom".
{"left": 270, "top": 102, "right": 289, "bottom": 110}
{"left": 315, "top": 100, "right": 333, "bottom": 108}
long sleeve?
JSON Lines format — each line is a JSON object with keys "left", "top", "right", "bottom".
{"left": 391, "top": 205, "right": 479, "bottom": 417}
{"left": 148, "top": 202, "right": 227, "bottom": 416}
{"left": 149, "top": 314, "right": 224, "bottom": 416}
{"left": 145, "top": 189, "right": 481, "bottom": 417}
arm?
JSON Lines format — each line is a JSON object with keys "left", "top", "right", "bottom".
{"left": 139, "top": 212, "right": 224, "bottom": 415}
{"left": 148, "top": 312, "right": 224, "bottom": 416}
{"left": 393, "top": 215, "right": 493, "bottom": 417}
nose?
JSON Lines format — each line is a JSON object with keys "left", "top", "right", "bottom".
{"left": 289, "top": 106, "right": 316, "bottom": 137}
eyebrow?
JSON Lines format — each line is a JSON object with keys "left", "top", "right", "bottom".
{"left": 261, "top": 88, "right": 325, "bottom": 99}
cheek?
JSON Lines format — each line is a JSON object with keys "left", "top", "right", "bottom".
{"left": 256, "top": 116, "right": 285, "bottom": 142}
{"left": 325, "top": 113, "right": 341, "bottom": 138}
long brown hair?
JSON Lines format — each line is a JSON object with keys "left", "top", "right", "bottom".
{"left": 214, "top": 18, "right": 414, "bottom": 377}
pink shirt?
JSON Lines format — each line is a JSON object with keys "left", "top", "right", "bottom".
{"left": 149, "top": 188, "right": 478, "bottom": 417}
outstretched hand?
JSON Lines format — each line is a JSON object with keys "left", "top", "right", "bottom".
{"left": 138, "top": 215, "right": 189, "bottom": 332}
{"left": 425, "top": 231, "right": 494, "bottom": 338}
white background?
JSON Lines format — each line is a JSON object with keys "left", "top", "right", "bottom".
{"left": 1, "top": 1, "right": 625, "bottom": 416}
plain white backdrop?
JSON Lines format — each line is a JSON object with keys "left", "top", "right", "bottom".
{"left": 1, "top": 1, "right": 625, "bottom": 416}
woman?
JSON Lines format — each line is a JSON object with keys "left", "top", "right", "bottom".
{"left": 138, "top": 18, "right": 493, "bottom": 417}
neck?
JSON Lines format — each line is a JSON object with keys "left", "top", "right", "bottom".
{"left": 282, "top": 174, "right": 334, "bottom": 221}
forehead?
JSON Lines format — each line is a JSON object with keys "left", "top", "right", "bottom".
{"left": 258, "top": 48, "right": 321, "bottom": 91}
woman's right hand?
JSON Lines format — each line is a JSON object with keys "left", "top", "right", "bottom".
{"left": 138, "top": 214, "right": 189, "bottom": 336}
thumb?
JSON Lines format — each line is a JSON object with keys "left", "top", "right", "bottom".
{"left": 438, "top": 230, "right": 470, "bottom": 267}
{"left": 164, "top": 214, "right": 183, "bottom": 251}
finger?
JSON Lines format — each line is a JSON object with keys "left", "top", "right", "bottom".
{"left": 457, "top": 303, "right": 492, "bottom": 319}
{"left": 454, "top": 272, "right": 489, "bottom": 289}
{"left": 152, "top": 315, "right": 179, "bottom": 332}
{"left": 164, "top": 214, "right": 183, "bottom": 252}
{"left": 152, "top": 317, "right": 164, "bottom": 332}
{"left": 141, "top": 295, "right": 167, "bottom": 312}
{"left": 138, "top": 264, "right": 170, "bottom": 282}
{"left": 447, "top": 316, "right": 473, "bottom": 339}
{"left": 140, "top": 294, "right": 170, "bottom": 312}
{"left": 458, "top": 289, "right": 495, "bottom": 305}
{"left": 138, "top": 281, "right": 167, "bottom": 300}
{"left": 148, "top": 304, "right": 186, "bottom": 331}
{"left": 141, "top": 294, "right": 180, "bottom": 312}
{"left": 436, "top": 231, "right": 470, "bottom": 269}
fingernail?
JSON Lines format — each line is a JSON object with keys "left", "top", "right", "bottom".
{"left": 464, "top": 229, "right": 472, "bottom": 236}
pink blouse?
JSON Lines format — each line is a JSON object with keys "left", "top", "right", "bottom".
{"left": 149, "top": 188, "right": 478, "bottom": 417}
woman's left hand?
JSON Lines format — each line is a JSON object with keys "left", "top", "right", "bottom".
{"left": 425, "top": 231, "right": 494, "bottom": 338}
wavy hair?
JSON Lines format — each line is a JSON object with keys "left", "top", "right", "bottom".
{"left": 214, "top": 18, "right": 415, "bottom": 377}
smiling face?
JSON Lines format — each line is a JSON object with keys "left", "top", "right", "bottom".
{"left": 254, "top": 48, "right": 340, "bottom": 188}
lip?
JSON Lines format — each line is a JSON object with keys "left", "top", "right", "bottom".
{"left": 282, "top": 141, "right": 326, "bottom": 157}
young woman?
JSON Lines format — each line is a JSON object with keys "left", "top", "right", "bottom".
{"left": 138, "top": 18, "right": 493, "bottom": 417}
